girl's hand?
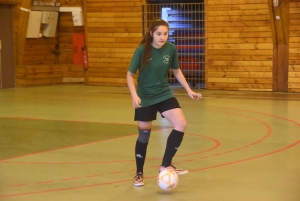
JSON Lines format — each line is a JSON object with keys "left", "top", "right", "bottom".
{"left": 132, "top": 96, "right": 142, "bottom": 108}
{"left": 188, "top": 91, "right": 202, "bottom": 100}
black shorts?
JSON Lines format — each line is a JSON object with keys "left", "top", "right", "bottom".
{"left": 134, "top": 97, "right": 181, "bottom": 121}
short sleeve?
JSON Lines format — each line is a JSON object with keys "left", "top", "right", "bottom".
{"left": 169, "top": 44, "right": 179, "bottom": 69}
{"left": 128, "top": 46, "right": 143, "bottom": 74}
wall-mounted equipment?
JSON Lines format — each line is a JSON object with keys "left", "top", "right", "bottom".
{"left": 60, "top": 7, "right": 84, "bottom": 26}
{"left": 72, "top": 11, "right": 84, "bottom": 26}
{"left": 42, "top": 12, "right": 59, "bottom": 37}
{"left": 26, "top": 11, "right": 43, "bottom": 38}
{"left": 41, "top": 11, "right": 51, "bottom": 24}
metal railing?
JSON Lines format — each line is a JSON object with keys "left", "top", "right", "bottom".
{"left": 142, "top": 3, "right": 206, "bottom": 89}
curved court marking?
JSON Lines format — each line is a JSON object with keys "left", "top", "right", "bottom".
{"left": 1, "top": 133, "right": 220, "bottom": 165}
{"left": 194, "top": 109, "right": 273, "bottom": 155}
{"left": 0, "top": 109, "right": 274, "bottom": 181}
{"left": 0, "top": 132, "right": 136, "bottom": 163}
{"left": 0, "top": 106, "right": 299, "bottom": 199}
{"left": 1, "top": 105, "right": 269, "bottom": 165}
{"left": 0, "top": 116, "right": 171, "bottom": 163}
{"left": 1, "top": 139, "right": 299, "bottom": 199}
{"left": 2, "top": 107, "right": 271, "bottom": 165}
{"left": 144, "top": 109, "right": 273, "bottom": 170}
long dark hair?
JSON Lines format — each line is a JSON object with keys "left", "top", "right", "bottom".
{"left": 140, "top": 18, "right": 169, "bottom": 68}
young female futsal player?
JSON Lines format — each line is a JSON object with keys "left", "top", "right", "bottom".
{"left": 126, "top": 18, "right": 202, "bottom": 187}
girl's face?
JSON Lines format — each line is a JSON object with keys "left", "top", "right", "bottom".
{"left": 151, "top": 25, "right": 169, "bottom": 49}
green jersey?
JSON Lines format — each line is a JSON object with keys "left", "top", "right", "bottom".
{"left": 128, "top": 42, "right": 179, "bottom": 107}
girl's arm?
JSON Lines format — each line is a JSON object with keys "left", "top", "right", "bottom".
{"left": 171, "top": 68, "right": 202, "bottom": 100}
{"left": 126, "top": 71, "right": 141, "bottom": 108}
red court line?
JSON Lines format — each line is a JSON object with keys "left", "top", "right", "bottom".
{"left": 184, "top": 159, "right": 195, "bottom": 162}
{"left": 1, "top": 139, "right": 299, "bottom": 199}
{"left": 0, "top": 116, "right": 140, "bottom": 127}
{"left": 0, "top": 118, "right": 169, "bottom": 163}
{"left": 86, "top": 174, "right": 103, "bottom": 178}
{"left": 0, "top": 115, "right": 170, "bottom": 162}
{"left": 36, "top": 181, "right": 54, "bottom": 185}
{"left": 146, "top": 133, "right": 221, "bottom": 160}
{"left": 0, "top": 180, "right": 133, "bottom": 198}
{"left": 1, "top": 106, "right": 299, "bottom": 198}
{"left": 2, "top": 160, "right": 136, "bottom": 165}
{"left": 0, "top": 133, "right": 135, "bottom": 163}
{"left": 110, "top": 171, "right": 125, "bottom": 175}
{"left": 0, "top": 107, "right": 277, "bottom": 190}
{"left": 173, "top": 134, "right": 221, "bottom": 157}
{"left": 2, "top": 134, "right": 220, "bottom": 165}
{"left": 6, "top": 184, "right": 27, "bottom": 188}
{"left": 209, "top": 105, "right": 300, "bottom": 127}
{"left": 62, "top": 177, "right": 79, "bottom": 181}
{"left": 200, "top": 156, "right": 209, "bottom": 159}
{"left": 189, "top": 140, "right": 300, "bottom": 172}
{"left": 5, "top": 108, "right": 263, "bottom": 165}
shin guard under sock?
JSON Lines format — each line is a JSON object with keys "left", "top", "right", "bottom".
{"left": 135, "top": 140, "right": 148, "bottom": 173}
{"left": 161, "top": 129, "right": 184, "bottom": 167}
{"left": 135, "top": 129, "right": 151, "bottom": 173}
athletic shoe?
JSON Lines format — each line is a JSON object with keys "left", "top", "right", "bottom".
{"left": 133, "top": 172, "right": 144, "bottom": 187}
{"left": 159, "top": 165, "right": 188, "bottom": 175}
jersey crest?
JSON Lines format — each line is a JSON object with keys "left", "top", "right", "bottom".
{"left": 163, "top": 55, "right": 170, "bottom": 64}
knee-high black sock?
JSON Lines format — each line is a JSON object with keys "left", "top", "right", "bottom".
{"left": 135, "top": 140, "right": 148, "bottom": 174}
{"left": 161, "top": 129, "right": 184, "bottom": 167}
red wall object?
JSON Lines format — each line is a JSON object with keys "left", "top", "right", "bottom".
{"left": 72, "top": 33, "right": 85, "bottom": 64}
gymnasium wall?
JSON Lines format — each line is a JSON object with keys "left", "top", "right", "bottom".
{"left": 1, "top": 0, "right": 299, "bottom": 92}
{"left": 84, "top": 0, "right": 142, "bottom": 86}
{"left": 206, "top": 0, "right": 273, "bottom": 91}
{"left": 289, "top": 0, "right": 300, "bottom": 92}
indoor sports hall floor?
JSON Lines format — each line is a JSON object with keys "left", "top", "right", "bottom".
{"left": 0, "top": 84, "right": 299, "bottom": 201}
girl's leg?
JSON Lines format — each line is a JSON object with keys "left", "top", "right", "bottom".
{"left": 161, "top": 108, "right": 187, "bottom": 132}
{"left": 160, "top": 108, "right": 187, "bottom": 172}
{"left": 135, "top": 121, "right": 152, "bottom": 174}
{"left": 133, "top": 121, "right": 152, "bottom": 186}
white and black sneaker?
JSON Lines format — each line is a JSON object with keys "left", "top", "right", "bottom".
{"left": 159, "top": 165, "right": 188, "bottom": 175}
{"left": 133, "top": 172, "right": 144, "bottom": 187}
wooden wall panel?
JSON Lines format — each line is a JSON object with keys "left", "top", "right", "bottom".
{"left": 206, "top": 0, "right": 274, "bottom": 91}
{"left": 23, "top": 38, "right": 57, "bottom": 65}
{"left": 16, "top": 65, "right": 63, "bottom": 86}
{"left": 85, "top": 0, "right": 143, "bottom": 86}
{"left": 288, "top": 0, "right": 300, "bottom": 92}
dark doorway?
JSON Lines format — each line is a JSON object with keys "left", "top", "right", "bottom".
{"left": 0, "top": 4, "right": 15, "bottom": 89}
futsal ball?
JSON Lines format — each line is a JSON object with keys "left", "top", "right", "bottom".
{"left": 157, "top": 169, "right": 179, "bottom": 190}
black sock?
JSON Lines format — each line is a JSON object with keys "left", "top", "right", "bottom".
{"left": 135, "top": 140, "right": 148, "bottom": 174}
{"left": 161, "top": 129, "right": 184, "bottom": 167}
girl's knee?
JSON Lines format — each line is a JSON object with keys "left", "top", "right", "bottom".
{"left": 175, "top": 120, "right": 187, "bottom": 132}
{"left": 138, "top": 121, "right": 152, "bottom": 130}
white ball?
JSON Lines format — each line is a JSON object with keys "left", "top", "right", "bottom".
{"left": 157, "top": 168, "right": 179, "bottom": 190}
